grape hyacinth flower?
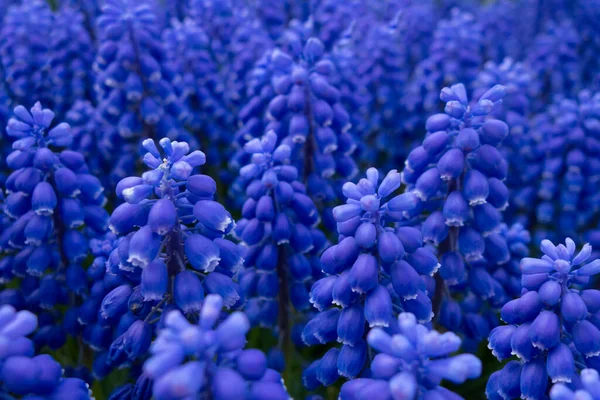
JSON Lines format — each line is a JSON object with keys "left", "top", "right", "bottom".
{"left": 402, "top": 83, "right": 511, "bottom": 342}
{"left": 339, "top": 312, "right": 482, "bottom": 400}
{"left": 65, "top": 100, "right": 99, "bottom": 161}
{"left": 0, "top": 1, "right": 53, "bottom": 106}
{"left": 0, "top": 102, "right": 108, "bottom": 345}
{"left": 98, "top": 137, "right": 243, "bottom": 371}
{"left": 486, "top": 238, "right": 600, "bottom": 400}
{"left": 0, "top": 305, "right": 91, "bottom": 399}
{"left": 48, "top": 6, "right": 94, "bottom": 118}
{"left": 404, "top": 9, "right": 483, "bottom": 122}
{"left": 94, "top": 0, "right": 190, "bottom": 184}
{"left": 236, "top": 34, "right": 357, "bottom": 213}
{"left": 356, "top": 13, "right": 413, "bottom": 168}
{"left": 144, "top": 294, "right": 289, "bottom": 400}
{"left": 310, "top": 0, "right": 355, "bottom": 51}
{"left": 302, "top": 168, "right": 438, "bottom": 387}
{"left": 527, "top": 19, "right": 581, "bottom": 100}
{"left": 162, "top": 17, "right": 234, "bottom": 162}
{"left": 550, "top": 368, "right": 600, "bottom": 400}
{"left": 515, "top": 90, "right": 600, "bottom": 246}
{"left": 234, "top": 130, "right": 325, "bottom": 349}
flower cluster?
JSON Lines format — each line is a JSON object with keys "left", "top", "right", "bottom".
{"left": 0, "top": 103, "right": 107, "bottom": 347}
{"left": 0, "top": 305, "right": 91, "bottom": 399}
{"left": 144, "top": 294, "right": 289, "bottom": 400}
{"left": 234, "top": 130, "right": 324, "bottom": 341}
{"left": 93, "top": 0, "right": 190, "bottom": 183}
{"left": 162, "top": 18, "right": 233, "bottom": 156}
{"left": 302, "top": 168, "right": 438, "bottom": 386}
{"left": 512, "top": 91, "right": 600, "bottom": 246}
{"left": 0, "top": 1, "right": 53, "bottom": 107}
{"left": 405, "top": 9, "right": 483, "bottom": 120}
{"left": 339, "top": 312, "right": 482, "bottom": 400}
{"left": 3, "top": 1, "right": 600, "bottom": 400}
{"left": 236, "top": 34, "right": 357, "bottom": 209}
{"left": 527, "top": 19, "right": 581, "bottom": 99}
{"left": 401, "top": 83, "right": 512, "bottom": 341}
{"left": 91, "top": 137, "right": 242, "bottom": 380}
{"left": 486, "top": 238, "right": 600, "bottom": 399}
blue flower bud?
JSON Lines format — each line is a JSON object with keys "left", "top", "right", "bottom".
{"left": 316, "top": 348, "right": 340, "bottom": 386}
{"left": 426, "top": 113, "right": 451, "bottom": 132}
{"left": 128, "top": 226, "right": 161, "bottom": 267}
{"left": 422, "top": 211, "right": 449, "bottom": 245}
{"left": 24, "top": 214, "right": 53, "bottom": 246}
{"left": 310, "top": 276, "right": 336, "bottom": 311}
{"left": 348, "top": 254, "right": 378, "bottom": 294}
{"left": 203, "top": 272, "right": 240, "bottom": 308}
{"left": 437, "top": 148, "right": 465, "bottom": 181}
{"left": 572, "top": 320, "right": 600, "bottom": 357}
{"left": 561, "top": 292, "right": 588, "bottom": 324}
{"left": 303, "top": 309, "right": 340, "bottom": 345}
{"left": 141, "top": 260, "right": 168, "bottom": 301}
{"left": 387, "top": 192, "right": 419, "bottom": 213}
{"left": 337, "top": 340, "right": 367, "bottom": 379}
{"left": 148, "top": 199, "right": 177, "bottom": 235}
{"left": 355, "top": 222, "right": 377, "bottom": 249}
{"left": 185, "top": 234, "right": 220, "bottom": 273}
{"left": 403, "top": 291, "right": 433, "bottom": 323}
{"left": 236, "top": 349, "right": 267, "bottom": 381}
{"left": 473, "top": 203, "right": 501, "bottom": 233}
{"left": 439, "top": 252, "right": 465, "bottom": 285}
{"left": 501, "top": 291, "right": 542, "bottom": 324}
{"left": 488, "top": 325, "right": 516, "bottom": 360}
{"left": 174, "top": 271, "right": 204, "bottom": 314}
{"left": 290, "top": 224, "right": 314, "bottom": 254}
{"left": 241, "top": 219, "right": 264, "bottom": 246}
{"left": 580, "top": 290, "right": 600, "bottom": 313}
{"left": 365, "top": 285, "right": 392, "bottom": 328}
{"left": 547, "top": 343, "right": 575, "bottom": 383}
{"left": 109, "top": 203, "right": 149, "bottom": 235}
{"left": 193, "top": 200, "right": 233, "bottom": 233}
{"left": 520, "top": 359, "right": 548, "bottom": 400}
{"left": 391, "top": 260, "right": 423, "bottom": 300}
{"left": 378, "top": 231, "right": 404, "bottom": 264}
{"left": 187, "top": 174, "right": 216, "bottom": 198}
{"left": 443, "top": 191, "right": 469, "bottom": 226}
{"left": 414, "top": 168, "right": 442, "bottom": 201}
{"left": 32, "top": 182, "right": 57, "bottom": 215}
{"left": 406, "top": 247, "right": 440, "bottom": 276}
{"left": 333, "top": 203, "right": 362, "bottom": 222}
{"left": 423, "top": 131, "right": 451, "bottom": 156}
{"left": 101, "top": 285, "right": 132, "bottom": 320}
{"left": 481, "top": 120, "right": 509, "bottom": 146}
{"left": 458, "top": 227, "right": 485, "bottom": 262}
{"left": 510, "top": 323, "right": 539, "bottom": 362}
{"left": 456, "top": 128, "right": 480, "bottom": 152}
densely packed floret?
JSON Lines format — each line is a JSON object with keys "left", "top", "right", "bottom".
{"left": 401, "top": 83, "right": 514, "bottom": 343}
{"left": 144, "top": 294, "right": 289, "bottom": 400}
{"left": 486, "top": 238, "right": 600, "bottom": 399}
{"left": 339, "top": 312, "right": 482, "bottom": 400}
{"left": 89, "top": 137, "right": 243, "bottom": 387}
{"left": 0, "top": 103, "right": 107, "bottom": 350}
{"left": 302, "top": 168, "right": 438, "bottom": 387}
{"left": 93, "top": 0, "right": 190, "bottom": 183}
{"left": 234, "top": 130, "right": 325, "bottom": 349}
{"left": 0, "top": 305, "right": 91, "bottom": 399}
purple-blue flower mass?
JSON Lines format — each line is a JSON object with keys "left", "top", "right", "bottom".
{"left": 2, "top": 1, "right": 600, "bottom": 399}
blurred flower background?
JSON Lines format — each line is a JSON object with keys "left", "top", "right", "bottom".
{"left": 1, "top": 0, "right": 600, "bottom": 399}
